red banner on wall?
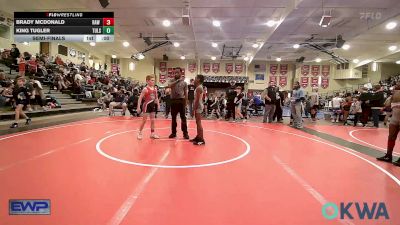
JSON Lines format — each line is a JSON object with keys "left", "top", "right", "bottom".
{"left": 167, "top": 68, "right": 174, "bottom": 79}
{"left": 160, "top": 62, "right": 167, "bottom": 73}
{"left": 321, "top": 77, "right": 329, "bottom": 89}
{"left": 270, "top": 64, "right": 278, "bottom": 75}
{"left": 188, "top": 63, "right": 196, "bottom": 73}
{"left": 235, "top": 63, "right": 244, "bottom": 74}
{"left": 311, "top": 65, "right": 320, "bottom": 76}
{"left": 311, "top": 77, "right": 319, "bottom": 87}
{"left": 280, "top": 64, "right": 288, "bottom": 75}
{"left": 226, "top": 63, "right": 233, "bottom": 74}
{"left": 301, "top": 65, "right": 310, "bottom": 76}
{"left": 269, "top": 76, "right": 277, "bottom": 85}
{"left": 212, "top": 63, "right": 220, "bottom": 73}
{"left": 159, "top": 72, "right": 166, "bottom": 83}
{"left": 279, "top": 76, "right": 287, "bottom": 87}
{"left": 203, "top": 63, "right": 210, "bottom": 73}
{"left": 181, "top": 68, "right": 185, "bottom": 78}
{"left": 321, "top": 65, "right": 330, "bottom": 77}
{"left": 301, "top": 76, "right": 309, "bottom": 88}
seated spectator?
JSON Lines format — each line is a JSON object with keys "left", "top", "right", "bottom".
{"left": 0, "top": 82, "right": 14, "bottom": 106}
{"left": 55, "top": 55, "right": 64, "bottom": 65}
{"left": 28, "top": 57, "right": 38, "bottom": 75}
{"left": 127, "top": 89, "right": 139, "bottom": 116}
{"left": 109, "top": 88, "right": 127, "bottom": 116}
{"left": 0, "top": 70, "right": 7, "bottom": 87}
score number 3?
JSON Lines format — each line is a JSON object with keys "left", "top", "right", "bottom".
{"left": 103, "top": 18, "right": 114, "bottom": 26}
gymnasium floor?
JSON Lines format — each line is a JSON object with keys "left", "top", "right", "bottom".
{"left": 1, "top": 115, "right": 399, "bottom": 225}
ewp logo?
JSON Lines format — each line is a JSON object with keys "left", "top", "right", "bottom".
{"left": 9, "top": 199, "right": 50, "bottom": 215}
{"left": 322, "top": 202, "right": 389, "bottom": 220}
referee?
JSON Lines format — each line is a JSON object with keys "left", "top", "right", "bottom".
{"left": 168, "top": 68, "right": 189, "bottom": 139}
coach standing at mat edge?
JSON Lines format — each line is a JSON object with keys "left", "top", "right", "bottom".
{"left": 168, "top": 68, "right": 190, "bottom": 139}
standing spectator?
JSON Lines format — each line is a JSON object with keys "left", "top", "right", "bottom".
{"left": 350, "top": 96, "right": 363, "bottom": 126}
{"left": 10, "top": 76, "right": 32, "bottom": 128}
{"left": 342, "top": 93, "right": 352, "bottom": 125}
{"left": 331, "top": 93, "right": 343, "bottom": 123}
{"left": 225, "top": 81, "right": 237, "bottom": 121}
{"left": 234, "top": 87, "right": 244, "bottom": 121}
{"left": 309, "top": 87, "right": 320, "bottom": 121}
{"left": 291, "top": 81, "right": 305, "bottom": 129}
{"left": 17, "top": 55, "right": 26, "bottom": 77}
{"left": 262, "top": 81, "right": 277, "bottom": 123}
{"left": 168, "top": 68, "right": 189, "bottom": 139}
{"left": 10, "top": 44, "right": 20, "bottom": 65}
{"left": 370, "top": 85, "right": 385, "bottom": 128}
{"left": 163, "top": 87, "right": 171, "bottom": 118}
{"left": 188, "top": 79, "right": 195, "bottom": 118}
{"left": 359, "top": 88, "right": 372, "bottom": 126}
{"left": 273, "top": 87, "right": 284, "bottom": 123}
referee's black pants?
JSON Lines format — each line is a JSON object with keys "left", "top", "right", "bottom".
{"left": 171, "top": 98, "right": 188, "bottom": 135}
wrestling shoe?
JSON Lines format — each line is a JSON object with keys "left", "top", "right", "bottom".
{"left": 376, "top": 154, "right": 392, "bottom": 163}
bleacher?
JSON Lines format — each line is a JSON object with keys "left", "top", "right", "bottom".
{"left": 0, "top": 63, "right": 97, "bottom": 120}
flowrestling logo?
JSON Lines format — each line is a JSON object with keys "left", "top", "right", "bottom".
{"left": 322, "top": 202, "right": 389, "bottom": 220}
{"left": 9, "top": 199, "right": 50, "bottom": 215}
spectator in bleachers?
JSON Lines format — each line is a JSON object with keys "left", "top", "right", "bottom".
{"left": 0, "top": 82, "right": 14, "bottom": 107}
{"left": 17, "top": 54, "right": 26, "bottom": 77}
{"left": 109, "top": 88, "right": 127, "bottom": 116}
{"left": 0, "top": 70, "right": 7, "bottom": 87}
{"left": 10, "top": 44, "right": 20, "bottom": 65}
{"left": 55, "top": 55, "right": 64, "bottom": 65}
{"left": 31, "top": 76, "right": 46, "bottom": 111}
{"left": 127, "top": 89, "right": 139, "bottom": 116}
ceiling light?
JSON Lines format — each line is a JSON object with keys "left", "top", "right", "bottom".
{"left": 211, "top": 56, "right": 216, "bottom": 60}
{"left": 252, "top": 43, "right": 259, "bottom": 48}
{"left": 319, "top": 15, "right": 332, "bottom": 27}
{"left": 173, "top": 42, "right": 180, "bottom": 47}
{"left": 244, "top": 56, "right": 249, "bottom": 61}
{"left": 89, "top": 42, "right": 96, "bottom": 46}
{"left": 122, "top": 41, "right": 130, "bottom": 47}
{"left": 352, "top": 59, "right": 359, "bottom": 63}
{"left": 276, "top": 57, "right": 282, "bottom": 62}
{"left": 315, "top": 58, "right": 322, "bottom": 63}
{"left": 372, "top": 62, "right": 377, "bottom": 71}
{"left": 111, "top": 55, "right": 117, "bottom": 59}
{"left": 137, "top": 53, "right": 145, "bottom": 60}
{"left": 396, "top": 60, "right": 400, "bottom": 64}
{"left": 212, "top": 42, "right": 218, "bottom": 48}
{"left": 389, "top": 45, "right": 397, "bottom": 51}
{"left": 386, "top": 22, "right": 397, "bottom": 30}
{"left": 293, "top": 44, "right": 300, "bottom": 49}
{"left": 342, "top": 44, "right": 350, "bottom": 50}
{"left": 266, "top": 20, "right": 275, "bottom": 27}
{"left": 162, "top": 19, "right": 171, "bottom": 27}
{"left": 212, "top": 20, "right": 221, "bottom": 27}
{"left": 180, "top": 55, "right": 186, "bottom": 60}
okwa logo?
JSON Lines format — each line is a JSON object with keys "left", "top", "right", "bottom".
{"left": 322, "top": 202, "right": 389, "bottom": 220}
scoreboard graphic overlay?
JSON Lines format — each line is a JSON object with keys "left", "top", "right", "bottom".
{"left": 14, "top": 12, "right": 114, "bottom": 42}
